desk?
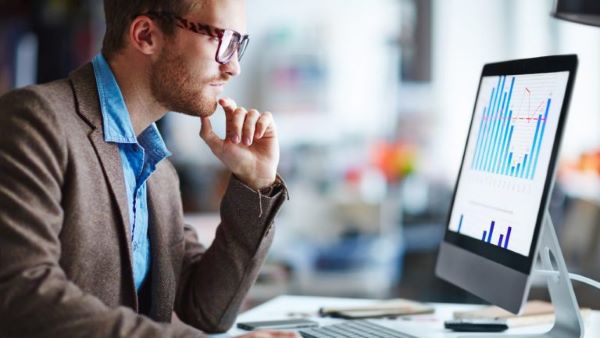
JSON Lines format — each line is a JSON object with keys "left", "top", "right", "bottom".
{"left": 223, "top": 295, "right": 600, "bottom": 337}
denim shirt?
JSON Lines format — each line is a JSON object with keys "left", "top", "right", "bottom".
{"left": 92, "top": 54, "right": 171, "bottom": 292}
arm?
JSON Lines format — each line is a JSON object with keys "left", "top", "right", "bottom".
{"left": 0, "top": 88, "right": 205, "bottom": 338}
{"left": 174, "top": 97, "right": 287, "bottom": 332}
{"left": 174, "top": 175, "right": 287, "bottom": 332}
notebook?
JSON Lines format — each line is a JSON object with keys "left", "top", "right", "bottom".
{"left": 319, "top": 299, "right": 434, "bottom": 319}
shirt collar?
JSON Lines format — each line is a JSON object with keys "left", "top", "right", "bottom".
{"left": 92, "top": 53, "right": 137, "bottom": 144}
{"left": 91, "top": 53, "right": 171, "bottom": 158}
{"left": 139, "top": 124, "right": 172, "bottom": 163}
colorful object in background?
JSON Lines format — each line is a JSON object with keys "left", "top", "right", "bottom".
{"left": 371, "top": 141, "right": 417, "bottom": 182}
{"left": 561, "top": 150, "right": 600, "bottom": 175}
{"left": 577, "top": 151, "right": 600, "bottom": 174}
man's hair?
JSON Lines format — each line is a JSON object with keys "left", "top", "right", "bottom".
{"left": 102, "top": 0, "right": 195, "bottom": 57}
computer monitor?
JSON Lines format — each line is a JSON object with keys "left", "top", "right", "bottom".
{"left": 435, "top": 55, "right": 578, "bottom": 314}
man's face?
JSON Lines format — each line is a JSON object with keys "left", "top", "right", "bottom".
{"left": 150, "top": 0, "right": 246, "bottom": 117}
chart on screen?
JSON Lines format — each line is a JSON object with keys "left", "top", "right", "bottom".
{"left": 449, "top": 72, "right": 569, "bottom": 256}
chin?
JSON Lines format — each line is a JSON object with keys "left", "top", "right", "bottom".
{"left": 176, "top": 97, "right": 218, "bottom": 118}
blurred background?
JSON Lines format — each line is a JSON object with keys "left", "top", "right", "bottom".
{"left": 1, "top": 0, "right": 600, "bottom": 310}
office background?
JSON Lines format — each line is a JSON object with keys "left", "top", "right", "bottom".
{"left": 1, "top": 0, "right": 599, "bottom": 310}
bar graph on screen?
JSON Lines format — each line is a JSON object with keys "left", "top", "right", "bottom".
{"left": 470, "top": 75, "right": 552, "bottom": 180}
{"left": 480, "top": 220, "right": 512, "bottom": 249}
{"left": 457, "top": 214, "right": 513, "bottom": 250}
{"left": 450, "top": 71, "right": 569, "bottom": 256}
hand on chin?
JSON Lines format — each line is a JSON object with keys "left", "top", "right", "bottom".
{"left": 199, "top": 97, "right": 279, "bottom": 191}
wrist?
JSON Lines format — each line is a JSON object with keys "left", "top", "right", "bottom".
{"left": 241, "top": 175, "right": 277, "bottom": 191}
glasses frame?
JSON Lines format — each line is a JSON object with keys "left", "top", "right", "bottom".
{"left": 140, "top": 11, "right": 249, "bottom": 65}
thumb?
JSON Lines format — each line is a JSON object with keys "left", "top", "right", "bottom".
{"left": 199, "top": 117, "right": 223, "bottom": 151}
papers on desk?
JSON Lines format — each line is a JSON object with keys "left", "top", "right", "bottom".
{"left": 453, "top": 300, "right": 591, "bottom": 327}
{"left": 318, "top": 298, "right": 434, "bottom": 319}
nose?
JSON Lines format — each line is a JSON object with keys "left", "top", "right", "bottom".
{"left": 220, "top": 53, "right": 241, "bottom": 77}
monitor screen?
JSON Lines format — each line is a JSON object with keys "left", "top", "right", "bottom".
{"left": 448, "top": 71, "right": 569, "bottom": 257}
{"left": 436, "top": 55, "right": 578, "bottom": 313}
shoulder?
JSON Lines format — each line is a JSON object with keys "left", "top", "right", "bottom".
{"left": 0, "top": 80, "right": 77, "bottom": 152}
{"left": 0, "top": 79, "right": 74, "bottom": 127}
{"left": 0, "top": 82, "right": 73, "bottom": 181}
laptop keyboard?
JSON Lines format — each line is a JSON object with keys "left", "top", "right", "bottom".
{"left": 299, "top": 320, "right": 417, "bottom": 338}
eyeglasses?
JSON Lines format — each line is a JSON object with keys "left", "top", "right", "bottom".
{"left": 141, "top": 11, "right": 249, "bottom": 65}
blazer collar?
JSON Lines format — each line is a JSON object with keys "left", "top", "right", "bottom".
{"left": 69, "top": 63, "right": 103, "bottom": 130}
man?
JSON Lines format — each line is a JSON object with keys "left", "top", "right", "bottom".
{"left": 0, "top": 0, "right": 296, "bottom": 337}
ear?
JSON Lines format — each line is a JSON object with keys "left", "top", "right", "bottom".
{"left": 128, "top": 15, "right": 164, "bottom": 55}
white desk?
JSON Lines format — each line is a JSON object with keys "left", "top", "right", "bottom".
{"left": 222, "top": 295, "right": 600, "bottom": 337}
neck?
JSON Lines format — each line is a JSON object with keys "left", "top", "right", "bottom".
{"left": 107, "top": 53, "right": 167, "bottom": 136}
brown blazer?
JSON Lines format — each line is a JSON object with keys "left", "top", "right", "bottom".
{"left": 0, "top": 64, "right": 287, "bottom": 337}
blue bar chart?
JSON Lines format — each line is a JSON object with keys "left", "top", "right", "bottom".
{"left": 470, "top": 75, "right": 552, "bottom": 180}
{"left": 480, "top": 220, "right": 512, "bottom": 249}
{"left": 450, "top": 71, "right": 569, "bottom": 256}
{"left": 455, "top": 213, "right": 513, "bottom": 250}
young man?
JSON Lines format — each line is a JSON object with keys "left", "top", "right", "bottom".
{"left": 0, "top": 0, "right": 296, "bottom": 337}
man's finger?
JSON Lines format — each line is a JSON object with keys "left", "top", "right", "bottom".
{"left": 199, "top": 117, "right": 223, "bottom": 151}
{"left": 218, "top": 97, "right": 237, "bottom": 114}
{"left": 227, "top": 107, "right": 246, "bottom": 144}
{"left": 242, "top": 109, "right": 261, "bottom": 145}
{"left": 255, "top": 111, "right": 274, "bottom": 139}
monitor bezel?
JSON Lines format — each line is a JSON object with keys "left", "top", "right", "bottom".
{"left": 441, "top": 55, "right": 578, "bottom": 274}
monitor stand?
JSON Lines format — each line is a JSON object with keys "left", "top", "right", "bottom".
{"left": 464, "top": 210, "right": 584, "bottom": 338}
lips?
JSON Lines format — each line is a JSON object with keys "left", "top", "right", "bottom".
{"left": 208, "top": 83, "right": 225, "bottom": 95}
{"left": 208, "top": 77, "right": 229, "bottom": 93}
{"left": 209, "top": 75, "right": 230, "bottom": 86}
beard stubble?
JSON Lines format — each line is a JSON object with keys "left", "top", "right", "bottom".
{"left": 149, "top": 46, "right": 219, "bottom": 117}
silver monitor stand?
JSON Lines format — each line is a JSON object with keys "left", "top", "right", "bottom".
{"left": 465, "top": 210, "right": 584, "bottom": 338}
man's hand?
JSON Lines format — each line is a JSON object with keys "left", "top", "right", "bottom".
{"left": 237, "top": 330, "right": 299, "bottom": 338}
{"left": 200, "top": 98, "right": 279, "bottom": 191}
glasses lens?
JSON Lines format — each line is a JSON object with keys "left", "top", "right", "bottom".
{"left": 217, "top": 30, "right": 236, "bottom": 64}
{"left": 237, "top": 37, "right": 249, "bottom": 61}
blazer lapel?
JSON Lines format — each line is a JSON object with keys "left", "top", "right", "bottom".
{"left": 87, "top": 130, "right": 132, "bottom": 244}
{"left": 69, "top": 64, "right": 138, "bottom": 307}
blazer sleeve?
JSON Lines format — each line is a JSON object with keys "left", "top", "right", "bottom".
{"left": 174, "top": 174, "right": 288, "bottom": 333}
{"left": 0, "top": 88, "right": 206, "bottom": 338}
